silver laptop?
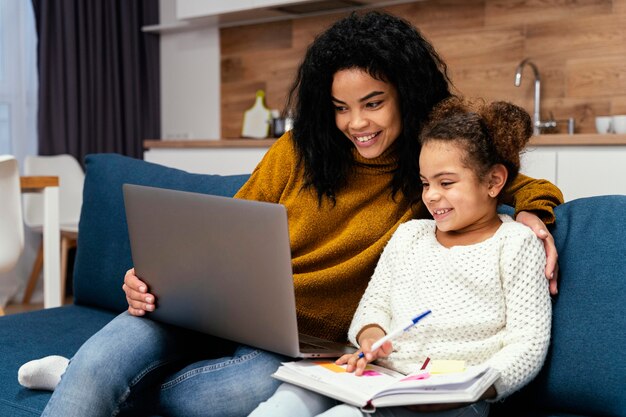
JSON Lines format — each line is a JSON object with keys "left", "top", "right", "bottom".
{"left": 123, "top": 184, "right": 356, "bottom": 358}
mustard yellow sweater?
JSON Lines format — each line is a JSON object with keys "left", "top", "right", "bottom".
{"left": 234, "top": 135, "right": 563, "bottom": 342}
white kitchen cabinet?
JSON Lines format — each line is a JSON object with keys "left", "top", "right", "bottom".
{"left": 177, "top": 1, "right": 252, "bottom": 19}
{"left": 176, "top": 0, "right": 308, "bottom": 20}
{"left": 253, "top": 0, "right": 309, "bottom": 7}
{"left": 521, "top": 148, "right": 557, "bottom": 185}
{"left": 557, "top": 147, "right": 626, "bottom": 201}
{"left": 522, "top": 146, "right": 626, "bottom": 202}
{"left": 144, "top": 147, "right": 269, "bottom": 175}
{"left": 172, "top": 0, "right": 395, "bottom": 26}
{"left": 144, "top": 141, "right": 626, "bottom": 199}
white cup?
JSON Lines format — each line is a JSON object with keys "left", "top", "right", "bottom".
{"left": 595, "top": 116, "right": 613, "bottom": 134}
{"left": 612, "top": 115, "right": 626, "bottom": 134}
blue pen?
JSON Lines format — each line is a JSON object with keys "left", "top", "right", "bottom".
{"left": 357, "top": 309, "right": 432, "bottom": 359}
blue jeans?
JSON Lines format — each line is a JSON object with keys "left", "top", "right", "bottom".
{"left": 250, "top": 382, "right": 490, "bottom": 417}
{"left": 42, "top": 312, "right": 287, "bottom": 417}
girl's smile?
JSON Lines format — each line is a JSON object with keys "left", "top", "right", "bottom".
{"left": 431, "top": 207, "right": 453, "bottom": 222}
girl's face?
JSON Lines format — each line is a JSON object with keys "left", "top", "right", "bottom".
{"left": 331, "top": 68, "right": 402, "bottom": 159}
{"left": 419, "top": 140, "right": 499, "bottom": 237}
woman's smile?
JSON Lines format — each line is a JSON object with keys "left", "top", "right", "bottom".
{"left": 332, "top": 69, "right": 401, "bottom": 159}
{"left": 353, "top": 131, "right": 382, "bottom": 145}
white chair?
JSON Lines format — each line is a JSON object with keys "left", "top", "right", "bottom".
{"left": 21, "top": 154, "right": 84, "bottom": 304}
{"left": 0, "top": 155, "right": 25, "bottom": 315}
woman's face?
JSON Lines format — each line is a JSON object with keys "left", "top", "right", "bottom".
{"left": 331, "top": 68, "right": 402, "bottom": 159}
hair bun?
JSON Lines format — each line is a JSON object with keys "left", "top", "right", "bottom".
{"left": 482, "top": 101, "right": 532, "bottom": 152}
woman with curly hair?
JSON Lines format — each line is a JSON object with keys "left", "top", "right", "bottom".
{"left": 21, "top": 12, "right": 562, "bottom": 417}
{"left": 249, "top": 98, "right": 552, "bottom": 417}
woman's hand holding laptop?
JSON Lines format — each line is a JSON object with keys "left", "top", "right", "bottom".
{"left": 122, "top": 267, "right": 156, "bottom": 316}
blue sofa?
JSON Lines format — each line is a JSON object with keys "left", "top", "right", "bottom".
{"left": 0, "top": 153, "right": 624, "bottom": 417}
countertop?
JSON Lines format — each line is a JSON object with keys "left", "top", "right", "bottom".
{"left": 144, "top": 139, "right": 277, "bottom": 148}
{"left": 144, "top": 134, "right": 626, "bottom": 149}
{"left": 527, "top": 134, "right": 626, "bottom": 146}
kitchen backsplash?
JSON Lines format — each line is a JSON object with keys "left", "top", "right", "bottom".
{"left": 220, "top": 0, "right": 626, "bottom": 138}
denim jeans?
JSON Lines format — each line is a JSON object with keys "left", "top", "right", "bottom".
{"left": 249, "top": 382, "right": 490, "bottom": 417}
{"left": 42, "top": 312, "right": 287, "bottom": 417}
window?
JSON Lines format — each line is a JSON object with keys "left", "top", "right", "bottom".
{"left": 0, "top": 0, "right": 37, "bottom": 160}
{"left": 0, "top": 1, "right": 9, "bottom": 154}
{"left": 0, "top": 103, "right": 9, "bottom": 153}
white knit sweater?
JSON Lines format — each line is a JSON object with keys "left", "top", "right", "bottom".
{"left": 348, "top": 215, "right": 551, "bottom": 400}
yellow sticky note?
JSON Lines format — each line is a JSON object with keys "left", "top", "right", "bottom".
{"left": 429, "top": 360, "right": 466, "bottom": 374}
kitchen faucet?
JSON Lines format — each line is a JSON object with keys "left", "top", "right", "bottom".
{"left": 514, "top": 58, "right": 558, "bottom": 135}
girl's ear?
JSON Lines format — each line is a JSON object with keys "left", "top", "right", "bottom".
{"left": 488, "top": 164, "right": 508, "bottom": 197}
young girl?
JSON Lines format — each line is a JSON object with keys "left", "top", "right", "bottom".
{"left": 248, "top": 98, "right": 552, "bottom": 417}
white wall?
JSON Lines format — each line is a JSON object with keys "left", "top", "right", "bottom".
{"left": 159, "top": 0, "right": 221, "bottom": 140}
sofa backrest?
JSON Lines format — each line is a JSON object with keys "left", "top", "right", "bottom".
{"left": 72, "top": 154, "right": 249, "bottom": 312}
{"left": 74, "top": 155, "right": 626, "bottom": 415}
{"left": 495, "top": 195, "right": 626, "bottom": 416}
{"left": 534, "top": 195, "right": 626, "bottom": 416}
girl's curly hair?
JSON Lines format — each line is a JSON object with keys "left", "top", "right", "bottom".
{"left": 420, "top": 97, "right": 533, "bottom": 188}
{"left": 286, "top": 11, "right": 452, "bottom": 205}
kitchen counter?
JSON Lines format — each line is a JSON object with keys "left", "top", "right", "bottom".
{"left": 143, "top": 140, "right": 274, "bottom": 175}
{"left": 144, "top": 139, "right": 276, "bottom": 148}
{"left": 144, "top": 136, "right": 626, "bottom": 199}
{"left": 144, "top": 134, "right": 626, "bottom": 149}
{"left": 528, "top": 134, "right": 626, "bottom": 146}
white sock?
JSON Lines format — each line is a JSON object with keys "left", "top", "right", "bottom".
{"left": 18, "top": 355, "right": 69, "bottom": 391}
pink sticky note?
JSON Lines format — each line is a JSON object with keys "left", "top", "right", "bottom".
{"left": 401, "top": 372, "right": 431, "bottom": 381}
{"left": 361, "top": 370, "right": 382, "bottom": 377}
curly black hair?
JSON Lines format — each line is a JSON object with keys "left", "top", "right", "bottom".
{"left": 285, "top": 11, "right": 452, "bottom": 205}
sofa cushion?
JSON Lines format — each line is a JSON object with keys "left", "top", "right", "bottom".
{"left": 73, "top": 154, "right": 250, "bottom": 312}
{"left": 531, "top": 195, "right": 626, "bottom": 416}
{"left": 0, "top": 305, "right": 118, "bottom": 416}
{"left": 491, "top": 195, "right": 626, "bottom": 417}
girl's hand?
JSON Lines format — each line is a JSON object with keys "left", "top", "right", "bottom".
{"left": 336, "top": 328, "right": 393, "bottom": 376}
{"left": 122, "top": 268, "right": 157, "bottom": 316}
{"left": 515, "top": 211, "right": 559, "bottom": 295}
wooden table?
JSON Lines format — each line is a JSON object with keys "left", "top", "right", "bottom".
{"left": 20, "top": 176, "right": 61, "bottom": 308}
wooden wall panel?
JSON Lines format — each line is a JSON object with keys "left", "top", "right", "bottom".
{"left": 485, "top": 0, "right": 612, "bottom": 26}
{"left": 292, "top": 14, "right": 343, "bottom": 50}
{"left": 221, "top": 20, "right": 293, "bottom": 55}
{"left": 612, "top": 96, "right": 626, "bottom": 115}
{"left": 567, "top": 56, "right": 626, "bottom": 98}
{"left": 221, "top": 80, "right": 268, "bottom": 137}
{"left": 385, "top": 0, "right": 485, "bottom": 33}
{"left": 524, "top": 15, "right": 626, "bottom": 64}
{"left": 220, "top": 0, "right": 626, "bottom": 137}
{"left": 434, "top": 28, "right": 525, "bottom": 66}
